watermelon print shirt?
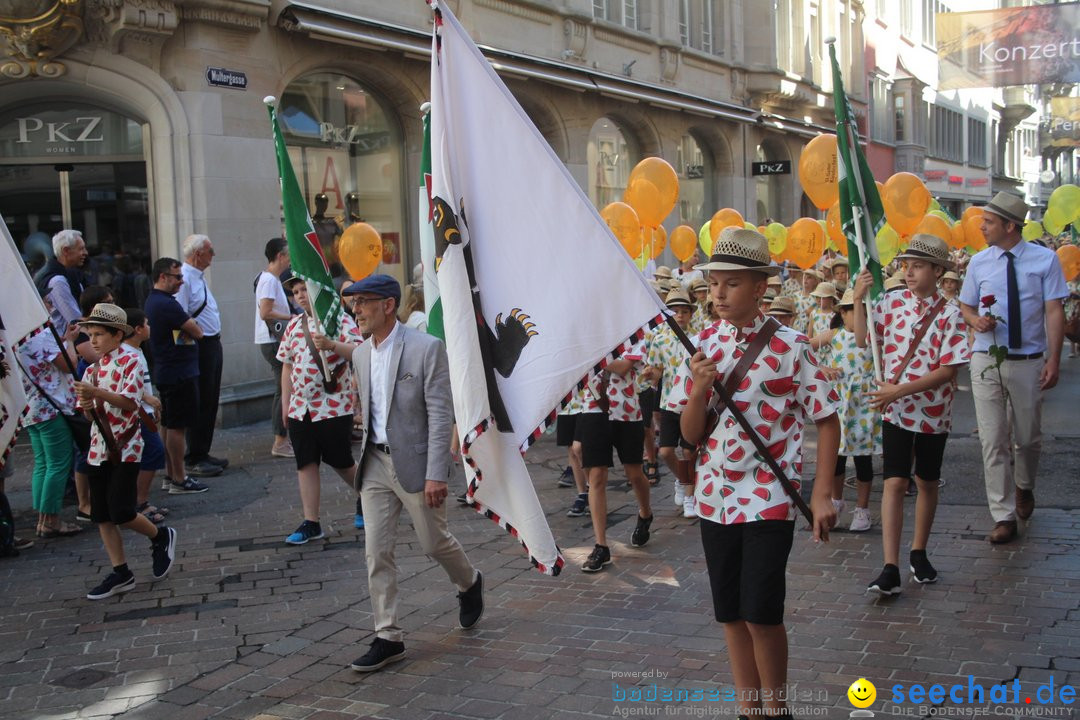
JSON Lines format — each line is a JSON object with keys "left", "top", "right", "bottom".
{"left": 583, "top": 337, "right": 645, "bottom": 422}
{"left": 85, "top": 345, "right": 144, "bottom": 467}
{"left": 16, "top": 330, "right": 76, "bottom": 426}
{"left": 646, "top": 324, "right": 694, "bottom": 408}
{"left": 871, "top": 289, "right": 970, "bottom": 434}
{"left": 667, "top": 314, "right": 840, "bottom": 525}
{"left": 277, "top": 313, "right": 363, "bottom": 422}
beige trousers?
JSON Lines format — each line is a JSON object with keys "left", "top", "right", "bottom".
{"left": 360, "top": 448, "right": 476, "bottom": 642}
{"left": 970, "top": 353, "right": 1044, "bottom": 523}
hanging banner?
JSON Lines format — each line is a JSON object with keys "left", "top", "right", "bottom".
{"left": 936, "top": 3, "right": 1080, "bottom": 90}
{"left": 1047, "top": 96, "right": 1080, "bottom": 148}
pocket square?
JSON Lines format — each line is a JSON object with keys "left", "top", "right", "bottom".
{"left": 399, "top": 372, "right": 414, "bottom": 381}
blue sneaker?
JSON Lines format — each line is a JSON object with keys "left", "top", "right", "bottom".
{"left": 285, "top": 520, "right": 324, "bottom": 545}
{"left": 354, "top": 514, "right": 365, "bottom": 529}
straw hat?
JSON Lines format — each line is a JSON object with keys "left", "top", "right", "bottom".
{"left": 77, "top": 303, "right": 133, "bottom": 336}
{"left": 653, "top": 266, "right": 673, "bottom": 280}
{"left": 690, "top": 276, "right": 708, "bottom": 293}
{"left": 837, "top": 288, "right": 856, "bottom": 308}
{"left": 803, "top": 268, "right": 824, "bottom": 281}
{"left": 828, "top": 257, "right": 849, "bottom": 270}
{"left": 941, "top": 270, "right": 961, "bottom": 282}
{"left": 810, "top": 281, "right": 838, "bottom": 299}
{"left": 895, "top": 233, "right": 953, "bottom": 269}
{"left": 665, "top": 287, "right": 694, "bottom": 309}
{"left": 762, "top": 291, "right": 777, "bottom": 303}
{"left": 767, "top": 296, "right": 796, "bottom": 316}
{"left": 693, "top": 227, "right": 782, "bottom": 276}
{"left": 981, "top": 192, "right": 1027, "bottom": 226}
{"left": 884, "top": 271, "right": 906, "bottom": 291}
{"left": 767, "top": 275, "right": 782, "bottom": 287}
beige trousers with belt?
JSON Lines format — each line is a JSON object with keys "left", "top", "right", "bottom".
{"left": 970, "top": 353, "right": 1044, "bottom": 523}
{"left": 360, "top": 448, "right": 476, "bottom": 642}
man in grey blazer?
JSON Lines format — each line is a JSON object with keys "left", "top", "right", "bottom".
{"left": 317, "top": 274, "right": 482, "bottom": 673}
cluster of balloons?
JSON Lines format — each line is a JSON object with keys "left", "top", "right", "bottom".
{"left": 1026, "top": 184, "right": 1080, "bottom": 239}
{"left": 337, "top": 222, "right": 383, "bottom": 281}
{"left": 603, "top": 158, "right": 680, "bottom": 268}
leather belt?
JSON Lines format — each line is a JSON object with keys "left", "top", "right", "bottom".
{"left": 974, "top": 350, "right": 1043, "bottom": 361}
{"left": 369, "top": 442, "right": 391, "bottom": 454}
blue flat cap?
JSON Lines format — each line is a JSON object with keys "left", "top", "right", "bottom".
{"left": 342, "top": 274, "right": 401, "bottom": 303}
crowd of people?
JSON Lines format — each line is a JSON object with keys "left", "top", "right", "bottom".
{"left": 3, "top": 190, "right": 1075, "bottom": 720}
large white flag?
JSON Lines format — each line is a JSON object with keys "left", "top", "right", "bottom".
{"left": 429, "top": 3, "right": 665, "bottom": 574}
{"left": 0, "top": 216, "right": 51, "bottom": 468}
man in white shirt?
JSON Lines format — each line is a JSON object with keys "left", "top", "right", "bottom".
{"left": 254, "top": 238, "right": 294, "bottom": 458}
{"left": 174, "top": 234, "right": 226, "bottom": 477}
{"left": 959, "top": 192, "right": 1069, "bottom": 544}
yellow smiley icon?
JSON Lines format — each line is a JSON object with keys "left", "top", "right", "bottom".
{"left": 847, "top": 678, "right": 876, "bottom": 709}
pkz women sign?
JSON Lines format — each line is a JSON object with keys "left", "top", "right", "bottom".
{"left": 937, "top": 3, "right": 1080, "bottom": 89}
{"left": 0, "top": 104, "right": 143, "bottom": 161}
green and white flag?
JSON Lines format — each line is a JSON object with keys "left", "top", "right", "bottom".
{"left": 419, "top": 106, "right": 444, "bottom": 340}
{"left": 266, "top": 98, "right": 341, "bottom": 337}
{"left": 830, "top": 43, "right": 884, "bottom": 299}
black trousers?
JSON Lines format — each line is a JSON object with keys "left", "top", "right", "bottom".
{"left": 186, "top": 334, "right": 222, "bottom": 463}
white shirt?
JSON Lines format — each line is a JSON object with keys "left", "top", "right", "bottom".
{"left": 369, "top": 320, "right": 402, "bottom": 444}
{"left": 959, "top": 240, "right": 1069, "bottom": 355}
{"left": 254, "top": 271, "right": 290, "bottom": 344}
{"left": 672, "top": 267, "right": 703, "bottom": 289}
{"left": 404, "top": 310, "right": 428, "bottom": 333}
{"left": 176, "top": 262, "right": 221, "bottom": 336}
{"left": 46, "top": 274, "right": 81, "bottom": 335}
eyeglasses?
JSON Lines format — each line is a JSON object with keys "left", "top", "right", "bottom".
{"left": 165, "top": 273, "right": 183, "bottom": 280}
{"left": 352, "top": 296, "right": 387, "bottom": 305}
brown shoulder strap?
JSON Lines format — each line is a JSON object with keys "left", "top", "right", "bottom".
{"left": 888, "top": 297, "right": 946, "bottom": 385}
{"left": 716, "top": 318, "right": 781, "bottom": 414}
{"left": 300, "top": 314, "right": 348, "bottom": 393}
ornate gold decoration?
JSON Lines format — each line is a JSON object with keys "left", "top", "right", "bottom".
{"left": 0, "top": 0, "right": 84, "bottom": 77}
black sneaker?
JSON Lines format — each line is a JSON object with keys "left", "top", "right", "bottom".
{"left": 350, "top": 638, "right": 406, "bottom": 672}
{"left": 456, "top": 491, "right": 469, "bottom": 505}
{"left": 909, "top": 550, "right": 938, "bottom": 584}
{"left": 582, "top": 544, "right": 611, "bottom": 573}
{"left": 867, "top": 563, "right": 902, "bottom": 596}
{"left": 285, "top": 520, "right": 324, "bottom": 545}
{"left": 168, "top": 477, "right": 209, "bottom": 495}
{"left": 151, "top": 527, "right": 177, "bottom": 580}
{"left": 87, "top": 571, "right": 135, "bottom": 600}
{"left": 205, "top": 455, "right": 230, "bottom": 469}
{"left": 556, "top": 466, "right": 574, "bottom": 488}
{"left": 630, "top": 514, "right": 653, "bottom": 548}
{"left": 566, "top": 493, "right": 589, "bottom": 517}
{"left": 184, "top": 461, "right": 223, "bottom": 478}
{"left": 457, "top": 571, "right": 484, "bottom": 629}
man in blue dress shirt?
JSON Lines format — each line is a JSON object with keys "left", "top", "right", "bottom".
{"left": 959, "top": 192, "right": 1068, "bottom": 544}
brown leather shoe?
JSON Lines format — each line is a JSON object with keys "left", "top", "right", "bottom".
{"left": 988, "top": 520, "right": 1017, "bottom": 544}
{"left": 1016, "top": 488, "right": 1034, "bottom": 520}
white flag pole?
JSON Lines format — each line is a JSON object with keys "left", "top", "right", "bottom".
{"left": 851, "top": 207, "right": 883, "bottom": 382}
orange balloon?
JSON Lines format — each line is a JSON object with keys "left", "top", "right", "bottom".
{"left": 913, "top": 214, "right": 953, "bottom": 246}
{"left": 882, "top": 172, "right": 932, "bottom": 236}
{"left": 602, "top": 201, "right": 644, "bottom": 257}
{"left": 963, "top": 208, "right": 987, "bottom": 251}
{"left": 338, "top": 222, "right": 382, "bottom": 281}
{"left": 826, "top": 202, "right": 845, "bottom": 243}
{"left": 649, "top": 224, "right": 668, "bottom": 259}
{"left": 627, "top": 158, "right": 678, "bottom": 227}
{"left": 670, "top": 225, "right": 698, "bottom": 263}
{"left": 757, "top": 225, "right": 767, "bottom": 233}
{"left": 624, "top": 177, "right": 666, "bottom": 230}
{"left": 709, "top": 208, "right": 746, "bottom": 243}
{"left": 798, "top": 134, "right": 839, "bottom": 210}
{"left": 1057, "top": 244, "right": 1080, "bottom": 282}
{"left": 950, "top": 221, "right": 966, "bottom": 250}
{"left": 961, "top": 205, "right": 983, "bottom": 224}
{"left": 786, "top": 217, "right": 826, "bottom": 269}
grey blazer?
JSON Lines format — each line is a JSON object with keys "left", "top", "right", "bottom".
{"left": 352, "top": 324, "right": 454, "bottom": 493}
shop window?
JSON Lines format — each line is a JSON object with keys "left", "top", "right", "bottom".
{"left": 677, "top": 134, "right": 709, "bottom": 227}
{"left": 587, "top": 117, "right": 632, "bottom": 210}
{"left": 279, "top": 73, "right": 405, "bottom": 287}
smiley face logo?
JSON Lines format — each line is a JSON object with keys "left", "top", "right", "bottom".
{"left": 847, "top": 678, "right": 876, "bottom": 709}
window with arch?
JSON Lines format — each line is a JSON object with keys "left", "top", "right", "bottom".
{"left": 279, "top": 73, "right": 406, "bottom": 286}
{"left": 755, "top": 140, "right": 787, "bottom": 224}
{"left": 587, "top": 117, "right": 632, "bottom": 210}
{"left": 677, "top": 134, "right": 709, "bottom": 227}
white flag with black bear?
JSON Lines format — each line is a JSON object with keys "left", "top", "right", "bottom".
{"left": 429, "top": 2, "right": 664, "bottom": 574}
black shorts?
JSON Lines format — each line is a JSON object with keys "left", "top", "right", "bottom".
{"left": 658, "top": 409, "right": 695, "bottom": 451}
{"left": 288, "top": 414, "right": 355, "bottom": 470}
{"left": 835, "top": 455, "right": 874, "bottom": 483}
{"left": 88, "top": 461, "right": 140, "bottom": 525}
{"left": 556, "top": 414, "right": 579, "bottom": 447}
{"left": 700, "top": 519, "right": 795, "bottom": 625}
{"left": 638, "top": 389, "right": 658, "bottom": 419}
{"left": 577, "top": 413, "right": 644, "bottom": 469}
{"left": 882, "top": 420, "right": 948, "bottom": 482}
{"left": 158, "top": 378, "right": 199, "bottom": 429}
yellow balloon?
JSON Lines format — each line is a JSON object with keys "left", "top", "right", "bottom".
{"left": 1022, "top": 220, "right": 1045, "bottom": 242}
{"left": 876, "top": 224, "right": 901, "bottom": 266}
{"left": 787, "top": 218, "right": 826, "bottom": 269}
{"left": 913, "top": 214, "right": 952, "bottom": 245}
{"left": 929, "top": 210, "right": 952, "bottom": 223}
{"left": 744, "top": 222, "right": 756, "bottom": 230}
{"left": 627, "top": 158, "right": 678, "bottom": 227}
{"left": 698, "top": 221, "right": 713, "bottom": 255}
{"left": 798, "top": 134, "right": 839, "bottom": 210}
{"left": 1049, "top": 184, "right": 1080, "bottom": 223}
{"left": 1058, "top": 244, "right": 1080, "bottom": 282}
{"left": 764, "top": 223, "right": 788, "bottom": 260}
{"left": 1042, "top": 206, "right": 1069, "bottom": 236}
{"left": 709, "top": 208, "right": 746, "bottom": 243}
{"left": 883, "top": 172, "right": 932, "bottom": 236}
{"left": 338, "top": 222, "right": 383, "bottom": 281}
{"left": 601, "top": 202, "right": 644, "bottom": 257}
{"left": 670, "top": 225, "right": 698, "bottom": 263}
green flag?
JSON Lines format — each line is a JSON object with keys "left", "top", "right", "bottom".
{"left": 266, "top": 99, "right": 341, "bottom": 336}
{"left": 419, "top": 107, "right": 444, "bottom": 340}
{"left": 830, "top": 43, "right": 884, "bottom": 298}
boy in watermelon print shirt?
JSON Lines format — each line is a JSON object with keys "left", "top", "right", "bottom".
{"left": 674, "top": 228, "right": 840, "bottom": 720}
{"left": 853, "top": 233, "right": 970, "bottom": 597}
{"left": 73, "top": 304, "right": 178, "bottom": 601}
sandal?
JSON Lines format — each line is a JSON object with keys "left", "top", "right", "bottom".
{"left": 644, "top": 461, "right": 661, "bottom": 486}
{"left": 37, "top": 522, "right": 83, "bottom": 538}
{"left": 137, "top": 502, "right": 167, "bottom": 524}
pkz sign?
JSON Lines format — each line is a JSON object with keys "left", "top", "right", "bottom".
{"left": 0, "top": 105, "right": 143, "bottom": 160}
{"left": 206, "top": 67, "right": 248, "bottom": 90}
{"left": 752, "top": 161, "right": 791, "bottom": 176}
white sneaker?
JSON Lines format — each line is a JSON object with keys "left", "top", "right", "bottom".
{"left": 682, "top": 494, "right": 697, "bottom": 518}
{"left": 674, "top": 482, "right": 685, "bottom": 507}
{"left": 832, "top": 498, "right": 846, "bottom": 516}
{"left": 161, "top": 475, "right": 171, "bottom": 491}
{"left": 849, "top": 507, "right": 872, "bottom": 533}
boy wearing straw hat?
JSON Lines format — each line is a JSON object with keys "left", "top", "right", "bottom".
{"left": 672, "top": 228, "right": 840, "bottom": 720}
{"left": 854, "top": 234, "right": 970, "bottom": 595}
{"left": 73, "top": 304, "right": 178, "bottom": 600}
{"left": 792, "top": 269, "right": 822, "bottom": 334}
{"left": 766, "top": 296, "right": 796, "bottom": 327}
